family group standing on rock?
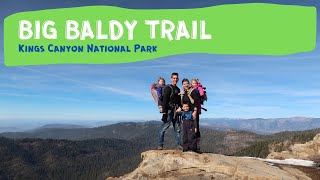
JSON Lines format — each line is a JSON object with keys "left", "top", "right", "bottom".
{"left": 151, "top": 72, "right": 207, "bottom": 153}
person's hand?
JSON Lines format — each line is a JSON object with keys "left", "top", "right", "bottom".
{"left": 194, "top": 128, "right": 197, "bottom": 133}
{"left": 192, "top": 111, "right": 197, "bottom": 119}
{"left": 176, "top": 107, "right": 182, "bottom": 113}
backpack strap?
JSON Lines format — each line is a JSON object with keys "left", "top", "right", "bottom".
{"left": 179, "top": 91, "right": 183, "bottom": 105}
{"left": 188, "top": 88, "right": 195, "bottom": 104}
{"left": 169, "top": 85, "right": 174, "bottom": 98}
{"left": 189, "top": 111, "right": 193, "bottom": 118}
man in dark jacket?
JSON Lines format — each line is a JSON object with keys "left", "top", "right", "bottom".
{"left": 158, "top": 72, "right": 182, "bottom": 150}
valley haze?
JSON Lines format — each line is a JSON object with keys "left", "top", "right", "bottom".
{"left": 0, "top": 117, "right": 319, "bottom": 134}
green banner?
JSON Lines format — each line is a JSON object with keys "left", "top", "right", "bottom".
{"left": 4, "top": 3, "right": 317, "bottom": 66}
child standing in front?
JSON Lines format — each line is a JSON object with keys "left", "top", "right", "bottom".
{"left": 177, "top": 103, "right": 198, "bottom": 152}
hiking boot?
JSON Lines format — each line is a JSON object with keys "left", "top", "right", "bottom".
{"left": 176, "top": 145, "right": 183, "bottom": 151}
{"left": 196, "top": 148, "right": 202, "bottom": 154}
{"left": 157, "top": 145, "right": 163, "bottom": 150}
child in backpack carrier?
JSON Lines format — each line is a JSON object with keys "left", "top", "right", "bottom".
{"left": 191, "top": 79, "right": 207, "bottom": 112}
{"left": 155, "top": 77, "right": 165, "bottom": 113}
{"left": 177, "top": 103, "right": 198, "bottom": 152}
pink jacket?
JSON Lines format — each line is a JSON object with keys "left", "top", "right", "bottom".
{"left": 192, "top": 83, "right": 204, "bottom": 96}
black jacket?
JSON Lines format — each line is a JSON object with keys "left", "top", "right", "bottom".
{"left": 181, "top": 88, "right": 199, "bottom": 112}
{"left": 162, "top": 84, "right": 181, "bottom": 113}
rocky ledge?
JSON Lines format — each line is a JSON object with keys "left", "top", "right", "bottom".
{"left": 107, "top": 150, "right": 313, "bottom": 180}
{"left": 268, "top": 134, "right": 320, "bottom": 161}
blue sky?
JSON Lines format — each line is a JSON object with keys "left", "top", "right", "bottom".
{"left": 0, "top": 0, "right": 319, "bottom": 122}
{"left": 1, "top": 51, "right": 320, "bottom": 121}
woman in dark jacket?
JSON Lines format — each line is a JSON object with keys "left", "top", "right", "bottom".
{"left": 180, "top": 78, "right": 201, "bottom": 152}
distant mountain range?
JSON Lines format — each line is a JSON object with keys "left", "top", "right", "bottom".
{"left": 202, "top": 117, "right": 320, "bottom": 134}
{"left": 0, "top": 120, "right": 146, "bottom": 133}
{"left": 0, "top": 121, "right": 263, "bottom": 155}
{"left": 1, "top": 121, "right": 320, "bottom": 179}
{"left": 3, "top": 120, "right": 320, "bottom": 155}
{"left": 0, "top": 121, "right": 264, "bottom": 179}
{"left": 1, "top": 121, "right": 160, "bottom": 140}
{"left": 1, "top": 117, "right": 320, "bottom": 134}
{"left": 34, "top": 124, "right": 87, "bottom": 129}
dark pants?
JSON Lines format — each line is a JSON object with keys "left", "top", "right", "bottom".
{"left": 182, "top": 120, "right": 197, "bottom": 152}
{"left": 195, "top": 113, "right": 201, "bottom": 138}
{"left": 159, "top": 109, "right": 181, "bottom": 146}
{"left": 196, "top": 113, "right": 201, "bottom": 149}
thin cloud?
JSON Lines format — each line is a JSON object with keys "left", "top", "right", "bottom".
{"left": 207, "top": 82, "right": 320, "bottom": 98}
{"left": 15, "top": 66, "right": 151, "bottom": 101}
{"left": 0, "top": 90, "right": 114, "bottom": 104}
